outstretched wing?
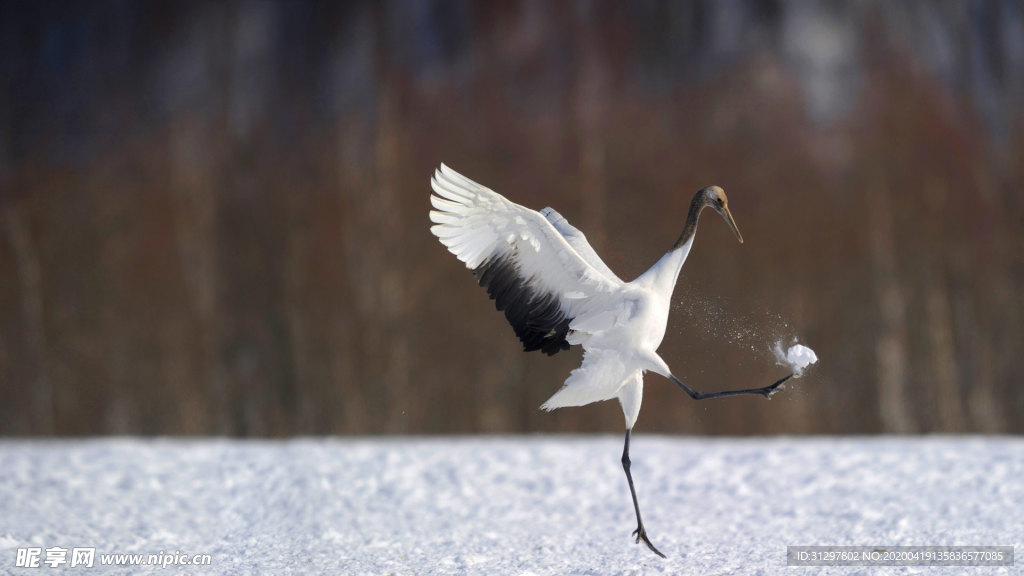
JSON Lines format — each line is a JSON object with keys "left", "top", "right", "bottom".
{"left": 429, "top": 164, "right": 623, "bottom": 355}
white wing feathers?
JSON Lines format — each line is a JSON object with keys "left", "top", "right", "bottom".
{"left": 429, "top": 164, "right": 624, "bottom": 355}
{"left": 540, "top": 207, "right": 622, "bottom": 283}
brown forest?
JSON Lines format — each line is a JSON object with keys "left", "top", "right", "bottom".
{"left": 1, "top": 1, "right": 1022, "bottom": 436}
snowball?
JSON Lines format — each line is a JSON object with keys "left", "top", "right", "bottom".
{"left": 774, "top": 342, "right": 818, "bottom": 377}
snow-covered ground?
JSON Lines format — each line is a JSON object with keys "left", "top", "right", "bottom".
{"left": 0, "top": 436, "right": 1020, "bottom": 575}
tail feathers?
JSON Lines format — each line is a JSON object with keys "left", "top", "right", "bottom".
{"left": 541, "top": 349, "right": 632, "bottom": 410}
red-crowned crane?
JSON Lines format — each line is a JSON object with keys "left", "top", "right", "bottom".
{"left": 429, "top": 164, "right": 792, "bottom": 557}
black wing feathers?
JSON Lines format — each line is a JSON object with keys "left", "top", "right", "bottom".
{"left": 473, "top": 254, "right": 571, "bottom": 356}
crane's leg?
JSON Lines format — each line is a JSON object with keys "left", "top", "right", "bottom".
{"left": 621, "top": 428, "right": 666, "bottom": 558}
{"left": 669, "top": 373, "right": 793, "bottom": 400}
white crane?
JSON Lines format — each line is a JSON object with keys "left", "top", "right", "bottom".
{"left": 429, "top": 164, "right": 792, "bottom": 557}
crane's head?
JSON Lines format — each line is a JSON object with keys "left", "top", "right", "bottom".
{"left": 699, "top": 185, "right": 744, "bottom": 244}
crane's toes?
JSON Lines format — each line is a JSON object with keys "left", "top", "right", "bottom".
{"left": 762, "top": 373, "right": 795, "bottom": 398}
{"left": 632, "top": 525, "right": 667, "bottom": 558}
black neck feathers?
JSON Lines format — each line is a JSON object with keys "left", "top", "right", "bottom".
{"left": 672, "top": 190, "right": 709, "bottom": 250}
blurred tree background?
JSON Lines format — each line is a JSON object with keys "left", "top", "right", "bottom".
{"left": 0, "top": 1, "right": 1021, "bottom": 437}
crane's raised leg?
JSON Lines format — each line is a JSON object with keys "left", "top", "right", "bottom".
{"left": 621, "top": 428, "right": 666, "bottom": 558}
{"left": 669, "top": 373, "right": 793, "bottom": 400}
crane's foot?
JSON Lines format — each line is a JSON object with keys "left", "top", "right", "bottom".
{"left": 759, "top": 373, "right": 794, "bottom": 398}
{"left": 632, "top": 524, "right": 666, "bottom": 558}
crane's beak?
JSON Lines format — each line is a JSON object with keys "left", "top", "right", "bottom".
{"left": 722, "top": 206, "right": 744, "bottom": 244}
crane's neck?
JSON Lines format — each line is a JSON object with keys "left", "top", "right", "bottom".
{"left": 634, "top": 197, "right": 705, "bottom": 296}
{"left": 673, "top": 192, "right": 706, "bottom": 251}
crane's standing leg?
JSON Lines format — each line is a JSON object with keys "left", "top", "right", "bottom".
{"left": 670, "top": 373, "right": 793, "bottom": 400}
{"left": 621, "top": 428, "right": 666, "bottom": 558}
